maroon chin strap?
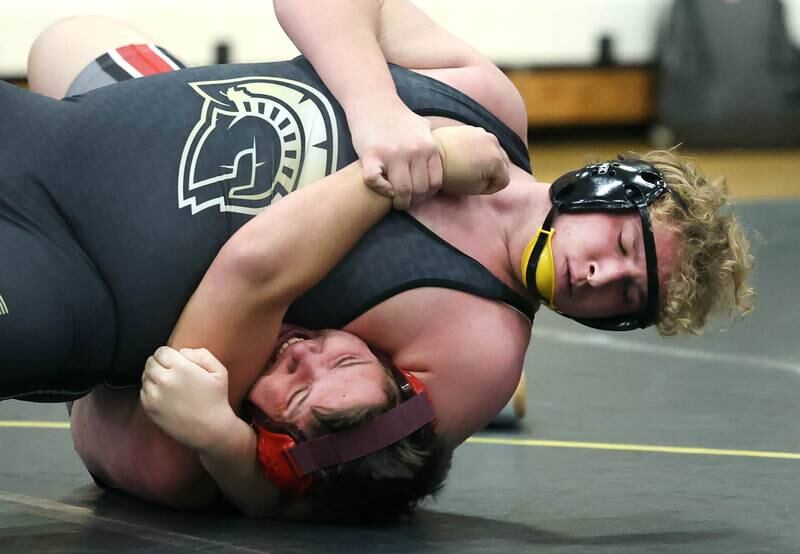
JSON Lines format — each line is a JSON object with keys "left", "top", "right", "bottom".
{"left": 288, "top": 392, "right": 436, "bottom": 476}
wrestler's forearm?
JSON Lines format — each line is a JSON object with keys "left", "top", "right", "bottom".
{"left": 196, "top": 412, "right": 280, "bottom": 517}
{"left": 219, "top": 162, "right": 390, "bottom": 305}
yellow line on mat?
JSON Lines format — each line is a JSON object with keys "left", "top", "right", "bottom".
{"left": 4, "top": 421, "right": 798, "bottom": 460}
{"left": 467, "top": 437, "right": 800, "bottom": 460}
{"left": 0, "top": 421, "right": 70, "bottom": 429}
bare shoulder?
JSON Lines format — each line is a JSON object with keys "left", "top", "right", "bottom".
{"left": 377, "top": 292, "right": 532, "bottom": 446}
{"left": 415, "top": 63, "right": 529, "bottom": 144}
{"left": 429, "top": 301, "right": 531, "bottom": 446}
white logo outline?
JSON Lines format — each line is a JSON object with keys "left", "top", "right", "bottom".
{"left": 178, "top": 76, "right": 339, "bottom": 215}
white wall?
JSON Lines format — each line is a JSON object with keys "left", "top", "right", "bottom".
{"left": 2, "top": 0, "right": 800, "bottom": 76}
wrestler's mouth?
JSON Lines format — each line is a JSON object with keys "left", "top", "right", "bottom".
{"left": 269, "top": 325, "right": 315, "bottom": 366}
{"left": 277, "top": 336, "right": 305, "bottom": 357}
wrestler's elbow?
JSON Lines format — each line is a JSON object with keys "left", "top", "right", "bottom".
{"left": 213, "top": 235, "right": 303, "bottom": 306}
{"left": 212, "top": 239, "right": 280, "bottom": 291}
{"left": 122, "top": 433, "right": 220, "bottom": 510}
{"left": 137, "top": 460, "right": 219, "bottom": 511}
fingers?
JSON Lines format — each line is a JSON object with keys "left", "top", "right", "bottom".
{"left": 363, "top": 145, "right": 444, "bottom": 209}
{"left": 365, "top": 172, "right": 395, "bottom": 199}
{"left": 139, "top": 385, "right": 157, "bottom": 414}
{"left": 485, "top": 163, "right": 510, "bottom": 195}
{"left": 143, "top": 348, "right": 176, "bottom": 387}
{"left": 388, "top": 161, "right": 413, "bottom": 211}
{"left": 143, "top": 354, "right": 168, "bottom": 384}
{"left": 362, "top": 157, "right": 394, "bottom": 199}
{"left": 143, "top": 346, "right": 215, "bottom": 386}
{"left": 478, "top": 131, "right": 509, "bottom": 195}
{"left": 482, "top": 151, "right": 510, "bottom": 195}
{"left": 141, "top": 355, "right": 167, "bottom": 414}
{"left": 181, "top": 347, "right": 227, "bottom": 375}
{"left": 409, "top": 155, "right": 431, "bottom": 208}
{"left": 355, "top": 111, "right": 442, "bottom": 209}
{"left": 427, "top": 151, "right": 444, "bottom": 197}
{"left": 152, "top": 345, "right": 180, "bottom": 368}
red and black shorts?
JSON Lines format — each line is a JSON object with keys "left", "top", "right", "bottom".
{"left": 66, "top": 44, "right": 186, "bottom": 96}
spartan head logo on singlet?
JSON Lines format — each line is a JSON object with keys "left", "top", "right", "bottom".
{"left": 178, "top": 76, "right": 339, "bottom": 215}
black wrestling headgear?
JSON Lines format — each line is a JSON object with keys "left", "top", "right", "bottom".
{"left": 525, "top": 158, "right": 671, "bottom": 331}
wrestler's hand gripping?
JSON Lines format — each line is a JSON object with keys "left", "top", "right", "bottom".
{"left": 140, "top": 347, "right": 238, "bottom": 451}
{"left": 351, "top": 102, "right": 443, "bottom": 211}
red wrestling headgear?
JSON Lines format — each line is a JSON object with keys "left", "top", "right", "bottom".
{"left": 248, "top": 364, "right": 435, "bottom": 495}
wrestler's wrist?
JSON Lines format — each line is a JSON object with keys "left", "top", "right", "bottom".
{"left": 193, "top": 405, "right": 242, "bottom": 454}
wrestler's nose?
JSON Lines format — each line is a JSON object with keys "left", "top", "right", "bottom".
{"left": 586, "top": 260, "right": 625, "bottom": 288}
{"left": 287, "top": 338, "right": 323, "bottom": 374}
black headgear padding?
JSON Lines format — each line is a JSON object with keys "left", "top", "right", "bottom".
{"left": 549, "top": 159, "right": 670, "bottom": 331}
{"left": 550, "top": 159, "right": 668, "bottom": 213}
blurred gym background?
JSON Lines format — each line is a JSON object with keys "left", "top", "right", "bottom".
{"left": 2, "top": 0, "right": 799, "bottom": 199}
{"left": 0, "top": 0, "right": 800, "bottom": 199}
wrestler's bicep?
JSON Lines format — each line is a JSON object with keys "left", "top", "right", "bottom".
{"left": 376, "top": 1, "right": 528, "bottom": 141}
{"left": 421, "top": 305, "right": 531, "bottom": 447}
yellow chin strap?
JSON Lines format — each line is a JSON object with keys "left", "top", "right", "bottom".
{"left": 520, "top": 228, "right": 556, "bottom": 307}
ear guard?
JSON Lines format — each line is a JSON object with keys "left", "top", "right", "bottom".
{"left": 520, "top": 218, "right": 556, "bottom": 306}
{"left": 249, "top": 365, "right": 435, "bottom": 495}
{"left": 523, "top": 158, "right": 675, "bottom": 331}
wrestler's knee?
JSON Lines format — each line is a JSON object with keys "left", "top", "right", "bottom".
{"left": 28, "top": 16, "right": 154, "bottom": 98}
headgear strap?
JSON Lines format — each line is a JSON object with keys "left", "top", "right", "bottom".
{"left": 290, "top": 392, "right": 435, "bottom": 475}
{"left": 619, "top": 184, "right": 661, "bottom": 329}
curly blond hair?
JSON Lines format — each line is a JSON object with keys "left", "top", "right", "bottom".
{"left": 623, "top": 149, "right": 755, "bottom": 335}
